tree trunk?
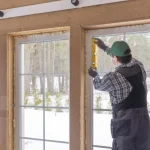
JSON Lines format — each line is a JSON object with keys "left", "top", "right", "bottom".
{"left": 59, "top": 76, "right": 62, "bottom": 93}
{"left": 38, "top": 44, "right": 43, "bottom": 93}
{"left": 62, "top": 75, "right": 65, "bottom": 93}
{"left": 65, "top": 75, "right": 69, "bottom": 94}
{"left": 25, "top": 76, "right": 31, "bottom": 95}
{"left": 46, "top": 42, "right": 55, "bottom": 95}
{"left": 32, "top": 76, "right": 36, "bottom": 92}
{"left": 24, "top": 45, "right": 31, "bottom": 95}
{"left": 39, "top": 76, "right": 44, "bottom": 94}
{"left": 47, "top": 76, "right": 54, "bottom": 95}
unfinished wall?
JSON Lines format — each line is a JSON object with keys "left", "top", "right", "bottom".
{"left": 0, "top": 0, "right": 57, "bottom": 9}
{"left": 0, "top": 0, "right": 150, "bottom": 150}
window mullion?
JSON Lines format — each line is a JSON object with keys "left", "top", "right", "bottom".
{"left": 19, "top": 44, "right": 24, "bottom": 150}
{"left": 43, "top": 42, "right": 46, "bottom": 150}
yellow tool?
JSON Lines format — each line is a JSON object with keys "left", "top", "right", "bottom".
{"left": 92, "top": 38, "right": 97, "bottom": 69}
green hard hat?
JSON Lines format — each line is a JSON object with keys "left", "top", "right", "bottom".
{"left": 107, "top": 41, "right": 131, "bottom": 57}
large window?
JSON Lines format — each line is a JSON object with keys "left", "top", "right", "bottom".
{"left": 15, "top": 32, "right": 70, "bottom": 150}
{"left": 86, "top": 25, "right": 150, "bottom": 150}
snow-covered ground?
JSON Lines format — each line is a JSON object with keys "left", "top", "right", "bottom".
{"left": 22, "top": 90, "right": 150, "bottom": 150}
{"left": 23, "top": 109, "right": 150, "bottom": 150}
{"left": 23, "top": 109, "right": 112, "bottom": 150}
{"left": 22, "top": 77, "right": 150, "bottom": 150}
{"left": 23, "top": 109, "right": 69, "bottom": 150}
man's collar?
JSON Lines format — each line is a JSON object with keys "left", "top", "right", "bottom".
{"left": 115, "top": 59, "right": 134, "bottom": 70}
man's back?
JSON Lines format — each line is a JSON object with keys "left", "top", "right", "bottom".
{"left": 93, "top": 58, "right": 147, "bottom": 105}
{"left": 113, "top": 63, "right": 147, "bottom": 112}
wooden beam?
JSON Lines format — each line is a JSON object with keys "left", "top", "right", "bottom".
{"left": 7, "top": 26, "right": 70, "bottom": 150}
{"left": 7, "top": 34, "right": 14, "bottom": 150}
{"left": 0, "top": 0, "right": 127, "bottom": 19}
{"left": 83, "top": 19, "right": 150, "bottom": 30}
{"left": 9, "top": 26, "right": 70, "bottom": 36}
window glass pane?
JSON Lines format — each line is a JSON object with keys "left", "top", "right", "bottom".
{"left": 22, "top": 42, "right": 44, "bottom": 74}
{"left": 45, "top": 74, "right": 69, "bottom": 107}
{"left": 21, "top": 75, "right": 44, "bottom": 106}
{"left": 125, "top": 33, "right": 150, "bottom": 110}
{"left": 45, "top": 109, "right": 69, "bottom": 142}
{"left": 93, "top": 110, "right": 112, "bottom": 147}
{"left": 45, "top": 142, "right": 69, "bottom": 150}
{"left": 45, "top": 40, "right": 69, "bottom": 107}
{"left": 17, "top": 33, "right": 70, "bottom": 150}
{"left": 21, "top": 107, "right": 43, "bottom": 139}
{"left": 93, "top": 90, "right": 111, "bottom": 110}
{"left": 22, "top": 139, "right": 43, "bottom": 150}
{"left": 90, "top": 30, "right": 150, "bottom": 150}
{"left": 45, "top": 40, "right": 69, "bottom": 74}
{"left": 125, "top": 33, "right": 150, "bottom": 72}
{"left": 126, "top": 33, "right": 150, "bottom": 110}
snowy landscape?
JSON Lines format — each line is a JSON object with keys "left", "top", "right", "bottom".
{"left": 23, "top": 109, "right": 113, "bottom": 150}
{"left": 22, "top": 78, "right": 150, "bottom": 150}
{"left": 21, "top": 35, "right": 150, "bottom": 150}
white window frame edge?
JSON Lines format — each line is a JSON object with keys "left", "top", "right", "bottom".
{"left": 14, "top": 32, "right": 70, "bottom": 150}
{"left": 0, "top": 0, "right": 127, "bottom": 19}
{"left": 85, "top": 24, "right": 150, "bottom": 150}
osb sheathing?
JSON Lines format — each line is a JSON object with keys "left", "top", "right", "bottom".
{"left": 0, "top": 0, "right": 149, "bottom": 150}
{"left": 0, "top": 0, "right": 58, "bottom": 10}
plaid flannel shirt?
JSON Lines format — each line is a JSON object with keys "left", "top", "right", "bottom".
{"left": 93, "top": 58, "right": 147, "bottom": 104}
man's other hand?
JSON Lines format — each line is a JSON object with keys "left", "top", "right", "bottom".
{"left": 88, "top": 67, "right": 99, "bottom": 78}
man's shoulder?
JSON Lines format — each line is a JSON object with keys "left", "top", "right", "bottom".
{"left": 132, "top": 58, "right": 143, "bottom": 66}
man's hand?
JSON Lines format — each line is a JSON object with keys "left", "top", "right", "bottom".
{"left": 88, "top": 67, "right": 99, "bottom": 78}
{"left": 94, "top": 38, "right": 109, "bottom": 51}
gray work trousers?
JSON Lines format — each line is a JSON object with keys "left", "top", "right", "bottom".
{"left": 111, "top": 107, "right": 150, "bottom": 150}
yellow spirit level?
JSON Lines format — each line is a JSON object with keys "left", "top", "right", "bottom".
{"left": 92, "top": 38, "right": 97, "bottom": 69}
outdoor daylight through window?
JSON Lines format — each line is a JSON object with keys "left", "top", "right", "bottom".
{"left": 15, "top": 32, "right": 70, "bottom": 150}
{"left": 86, "top": 25, "right": 150, "bottom": 150}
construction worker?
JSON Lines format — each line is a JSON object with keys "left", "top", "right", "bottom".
{"left": 88, "top": 39, "right": 150, "bottom": 150}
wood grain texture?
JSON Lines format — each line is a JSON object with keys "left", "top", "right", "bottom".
{"left": 0, "top": 0, "right": 149, "bottom": 150}
{"left": 0, "top": 0, "right": 58, "bottom": 9}
{"left": 7, "top": 35, "right": 14, "bottom": 150}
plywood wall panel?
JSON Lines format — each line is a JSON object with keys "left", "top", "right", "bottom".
{"left": 0, "top": 1, "right": 149, "bottom": 34}
{"left": 69, "top": 25, "right": 82, "bottom": 150}
{"left": 0, "top": 0, "right": 57, "bottom": 9}
{"left": 0, "top": 0, "right": 149, "bottom": 150}
{"left": 0, "top": 117, "right": 6, "bottom": 150}
{"left": 0, "top": 34, "right": 7, "bottom": 96}
{"left": 0, "top": 34, "right": 7, "bottom": 150}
